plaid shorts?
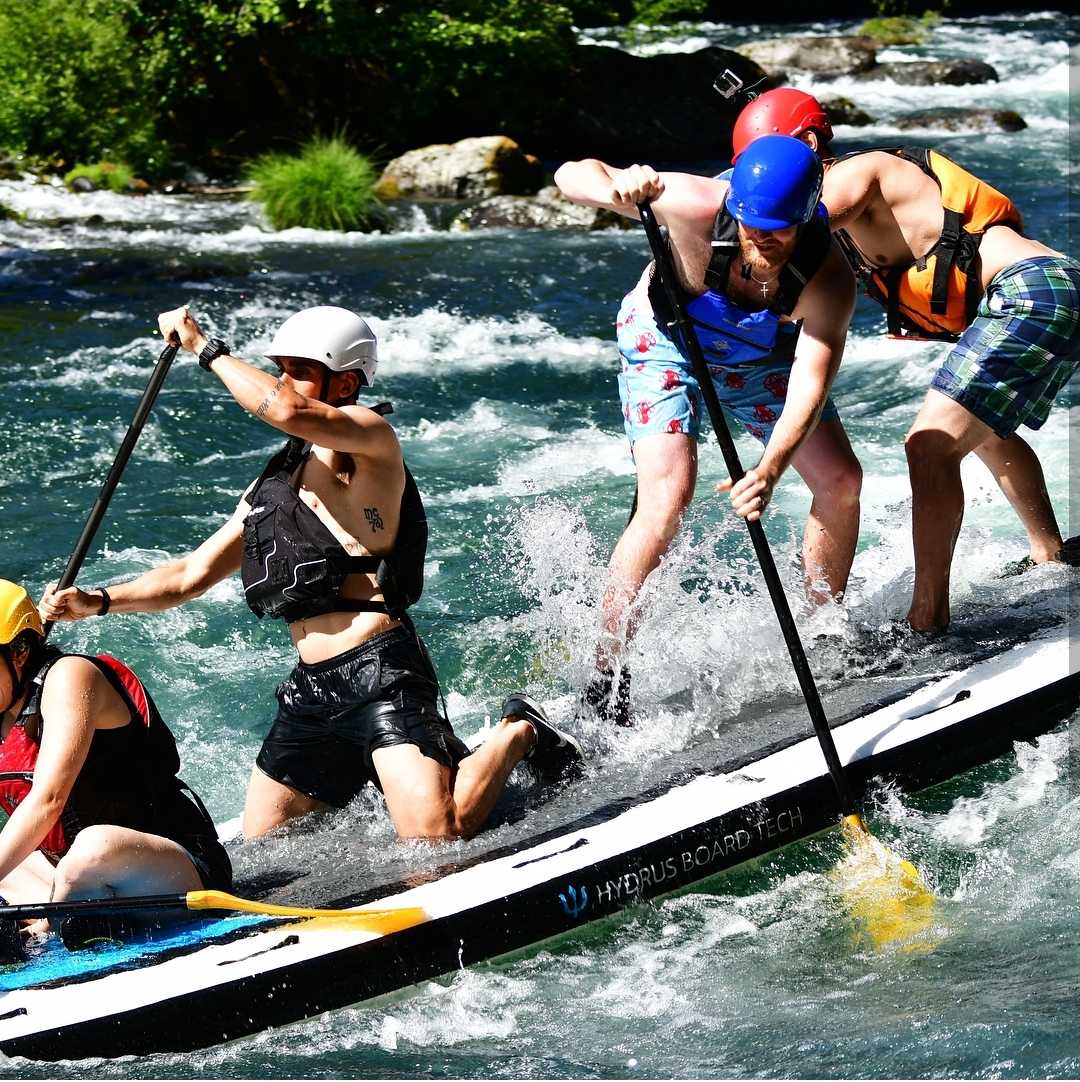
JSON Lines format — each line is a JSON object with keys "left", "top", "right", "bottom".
{"left": 933, "top": 256, "right": 1080, "bottom": 437}
{"left": 616, "top": 290, "right": 839, "bottom": 449}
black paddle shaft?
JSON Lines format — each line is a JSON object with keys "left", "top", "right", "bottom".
{"left": 637, "top": 202, "right": 855, "bottom": 816}
{"left": 44, "top": 342, "right": 180, "bottom": 639}
{"left": 0, "top": 892, "right": 187, "bottom": 921}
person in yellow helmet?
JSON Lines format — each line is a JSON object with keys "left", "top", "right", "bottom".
{"left": 0, "top": 580, "right": 230, "bottom": 955}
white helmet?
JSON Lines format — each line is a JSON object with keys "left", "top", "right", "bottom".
{"left": 266, "top": 306, "right": 378, "bottom": 387}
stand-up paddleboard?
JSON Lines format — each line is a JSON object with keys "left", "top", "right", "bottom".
{"left": 1, "top": 621, "right": 1077, "bottom": 1061}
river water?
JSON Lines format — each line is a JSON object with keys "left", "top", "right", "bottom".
{"left": 0, "top": 10, "right": 1077, "bottom": 1078}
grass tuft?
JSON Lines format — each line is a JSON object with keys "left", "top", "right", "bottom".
{"left": 248, "top": 137, "right": 380, "bottom": 232}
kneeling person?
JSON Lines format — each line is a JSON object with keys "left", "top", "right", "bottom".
{"left": 42, "top": 306, "right": 581, "bottom": 842}
{"left": 0, "top": 580, "right": 231, "bottom": 953}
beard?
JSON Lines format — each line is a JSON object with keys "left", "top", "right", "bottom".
{"left": 738, "top": 227, "right": 796, "bottom": 274}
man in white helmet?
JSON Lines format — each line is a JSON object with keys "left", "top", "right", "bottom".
{"left": 42, "top": 305, "right": 582, "bottom": 841}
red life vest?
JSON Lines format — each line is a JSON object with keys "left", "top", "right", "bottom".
{"left": 0, "top": 650, "right": 181, "bottom": 862}
{"left": 827, "top": 147, "right": 1023, "bottom": 340}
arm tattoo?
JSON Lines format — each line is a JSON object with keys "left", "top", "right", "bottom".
{"left": 255, "top": 378, "right": 285, "bottom": 419}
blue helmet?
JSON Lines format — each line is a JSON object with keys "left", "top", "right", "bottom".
{"left": 725, "top": 134, "right": 824, "bottom": 231}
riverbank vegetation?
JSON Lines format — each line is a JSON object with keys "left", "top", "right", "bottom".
{"left": 64, "top": 162, "right": 136, "bottom": 193}
{"left": 0, "top": 0, "right": 1016, "bottom": 183}
{"left": 857, "top": 11, "right": 942, "bottom": 45}
{"left": 249, "top": 138, "right": 381, "bottom": 231}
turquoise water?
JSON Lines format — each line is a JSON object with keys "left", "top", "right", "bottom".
{"left": 0, "top": 10, "right": 1077, "bottom": 1077}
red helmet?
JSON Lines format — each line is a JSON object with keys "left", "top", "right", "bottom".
{"left": 732, "top": 88, "right": 833, "bottom": 162}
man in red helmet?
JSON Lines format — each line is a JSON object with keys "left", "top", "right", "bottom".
{"left": 555, "top": 135, "right": 858, "bottom": 726}
{"left": 731, "top": 88, "right": 833, "bottom": 163}
{"left": 733, "top": 89, "right": 1080, "bottom": 632}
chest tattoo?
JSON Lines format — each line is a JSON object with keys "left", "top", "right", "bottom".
{"left": 364, "top": 506, "right": 384, "bottom": 532}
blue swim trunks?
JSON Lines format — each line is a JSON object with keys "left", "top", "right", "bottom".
{"left": 615, "top": 288, "right": 840, "bottom": 449}
{"left": 932, "top": 255, "right": 1080, "bottom": 438}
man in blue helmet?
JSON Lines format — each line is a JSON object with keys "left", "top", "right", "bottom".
{"left": 555, "top": 135, "right": 859, "bottom": 726}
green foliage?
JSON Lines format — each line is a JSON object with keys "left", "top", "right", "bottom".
{"left": 0, "top": 0, "right": 579, "bottom": 174}
{"left": 565, "top": 0, "right": 634, "bottom": 25}
{"left": 64, "top": 161, "right": 135, "bottom": 193}
{"left": 249, "top": 138, "right": 380, "bottom": 231}
{"left": 867, "top": 0, "right": 946, "bottom": 19}
{"left": 858, "top": 15, "right": 925, "bottom": 43}
{"left": 860, "top": 8, "right": 944, "bottom": 40}
{"left": 0, "top": 201, "right": 21, "bottom": 222}
{"left": 0, "top": 0, "right": 167, "bottom": 174}
{"left": 361, "top": 2, "right": 577, "bottom": 139}
{"left": 630, "top": 0, "right": 707, "bottom": 24}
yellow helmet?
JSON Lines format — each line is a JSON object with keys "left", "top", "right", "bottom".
{"left": 0, "top": 580, "right": 44, "bottom": 646}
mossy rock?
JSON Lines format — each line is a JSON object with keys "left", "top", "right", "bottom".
{"left": 64, "top": 161, "right": 135, "bottom": 193}
{"left": 857, "top": 16, "right": 926, "bottom": 45}
{"left": 819, "top": 95, "right": 874, "bottom": 127}
{"left": 0, "top": 201, "right": 23, "bottom": 222}
{"left": 377, "top": 136, "right": 544, "bottom": 201}
{"left": 0, "top": 152, "right": 22, "bottom": 180}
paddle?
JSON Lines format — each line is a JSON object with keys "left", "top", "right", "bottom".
{"left": 0, "top": 889, "right": 427, "bottom": 936}
{"left": 636, "top": 201, "right": 934, "bottom": 938}
{"left": 42, "top": 340, "right": 180, "bottom": 638}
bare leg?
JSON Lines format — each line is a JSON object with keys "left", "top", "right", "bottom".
{"left": 0, "top": 851, "right": 55, "bottom": 906}
{"left": 50, "top": 825, "right": 204, "bottom": 901}
{"left": 242, "top": 765, "right": 329, "bottom": 839}
{"left": 373, "top": 717, "right": 534, "bottom": 840}
{"left": 905, "top": 389, "right": 997, "bottom": 631}
{"left": 789, "top": 418, "right": 863, "bottom": 603}
{"left": 974, "top": 433, "right": 1063, "bottom": 562}
{"left": 600, "top": 432, "right": 697, "bottom": 662}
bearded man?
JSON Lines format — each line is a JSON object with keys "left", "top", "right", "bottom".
{"left": 555, "top": 135, "right": 859, "bottom": 726}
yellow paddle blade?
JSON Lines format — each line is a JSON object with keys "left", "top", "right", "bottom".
{"left": 185, "top": 890, "right": 428, "bottom": 934}
{"left": 834, "top": 813, "right": 938, "bottom": 952}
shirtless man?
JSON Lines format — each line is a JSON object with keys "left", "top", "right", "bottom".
{"left": 555, "top": 135, "right": 859, "bottom": 725}
{"left": 733, "top": 89, "right": 1080, "bottom": 631}
{"left": 42, "top": 305, "right": 581, "bottom": 840}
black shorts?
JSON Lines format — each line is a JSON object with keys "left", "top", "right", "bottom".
{"left": 255, "top": 626, "right": 471, "bottom": 808}
{"left": 156, "top": 785, "right": 233, "bottom": 892}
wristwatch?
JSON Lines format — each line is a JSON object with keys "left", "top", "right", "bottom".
{"left": 197, "top": 337, "right": 231, "bottom": 371}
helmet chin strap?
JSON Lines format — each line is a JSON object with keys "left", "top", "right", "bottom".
{"left": 319, "top": 366, "right": 333, "bottom": 407}
{"left": 0, "top": 646, "right": 25, "bottom": 719}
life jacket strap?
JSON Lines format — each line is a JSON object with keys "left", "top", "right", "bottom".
{"left": 929, "top": 208, "right": 964, "bottom": 316}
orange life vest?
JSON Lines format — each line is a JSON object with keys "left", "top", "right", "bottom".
{"left": 829, "top": 147, "right": 1022, "bottom": 340}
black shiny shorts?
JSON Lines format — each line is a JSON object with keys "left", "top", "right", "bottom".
{"left": 152, "top": 784, "right": 233, "bottom": 892}
{"left": 255, "top": 626, "right": 470, "bottom": 808}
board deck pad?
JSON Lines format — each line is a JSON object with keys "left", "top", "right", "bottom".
{"left": 1, "top": 589, "right": 1076, "bottom": 1061}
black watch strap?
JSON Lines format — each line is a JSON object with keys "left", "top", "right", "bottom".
{"left": 198, "top": 337, "right": 231, "bottom": 371}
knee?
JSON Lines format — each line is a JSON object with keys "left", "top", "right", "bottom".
{"left": 393, "top": 797, "right": 464, "bottom": 842}
{"left": 904, "top": 426, "right": 963, "bottom": 476}
{"left": 631, "top": 488, "right": 691, "bottom": 547}
{"left": 832, "top": 458, "right": 863, "bottom": 508}
{"left": 53, "top": 827, "right": 115, "bottom": 892}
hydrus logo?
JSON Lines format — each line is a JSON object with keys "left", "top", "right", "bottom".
{"left": 593, "top": 806, "right": 805, "bottom": 906}
{"left": 558, "top": 884, "right": 589, "bottom": 919}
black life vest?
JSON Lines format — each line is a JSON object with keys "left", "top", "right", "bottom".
{"left": 241, "top": 404, "right": 427, "bottom": 624}
{"left": 648, "top": 207, "right": 831, "bottom": 367}
{"left": 0, "top": 648, "right": 196, "bottom": 863}
{"left": 827, "top": 146, "right": 1022, "bottom": 340}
